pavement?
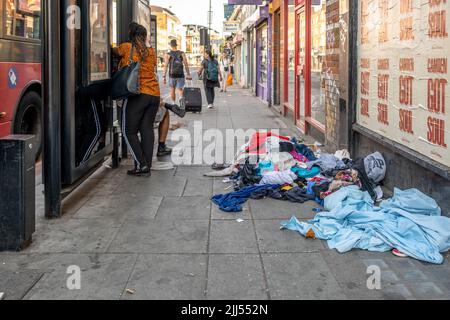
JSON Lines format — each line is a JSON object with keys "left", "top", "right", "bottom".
{"left": 1, "top": 79, "right": 450, "bottom": 300}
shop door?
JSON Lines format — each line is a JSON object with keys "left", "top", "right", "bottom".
{"left": 309, "top": 1, "right": 326, "bottom": 133}
{"left": 256, "top": 24, "right": 268, "bottom": 101}
{"left": 295, "top": 5, "right": 306, "bottom": 130}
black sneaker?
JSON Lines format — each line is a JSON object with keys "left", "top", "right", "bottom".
{"left": 157, "top": 145, "right": 173, "bottom": 157}
{"left": 165, "top": 101, "right": 186, "bottom": 118}
{"left": 127, "top": 166, "right": 151, "bottom": 177}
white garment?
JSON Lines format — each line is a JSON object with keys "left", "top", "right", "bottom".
{"left": 334, "top": 149, "right": 351, "bottom": 161}
{"left": 204, "top": 166, "right": 236, "bottom": 177}
{"left": 260, "top": 170, "right": 298, "bottom": 186}
{"left": 268, "top": 152, "right": 297, "bottom": 172}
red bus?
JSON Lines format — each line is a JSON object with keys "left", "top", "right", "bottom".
{"left": 0, "top": 0, "right": 42, "bottom": 158}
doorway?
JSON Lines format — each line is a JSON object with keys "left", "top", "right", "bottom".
{"left": 294, "top": 0, "right": 326, "bottom": 135}
{"left": 273, "top": 10, "right": 281, "bottom": 105}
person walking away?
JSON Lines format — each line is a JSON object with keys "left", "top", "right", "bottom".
{"left": 220, "top": 53, "right": 230, "bottom": 93}
{"left": 113, "top": 23, "right": 160, "bottom": 177}
{"left": 198, "top": 50, "right": 222, "bottom": 109}
{"left": 161, "top": 39, "right": 191, "bottom": 156}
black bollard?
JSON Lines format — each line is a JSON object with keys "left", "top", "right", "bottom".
{"left": 0, "top": 135, "right": 36, "bottom": 251}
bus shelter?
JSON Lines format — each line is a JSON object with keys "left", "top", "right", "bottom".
{"left": 43, "top": 0, "right": 154, "bottom": 218}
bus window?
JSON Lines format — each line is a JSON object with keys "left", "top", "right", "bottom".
{"left": 137, "top": 0, "right": 151, "bottom": 46}
{"left": 89, "top": 0, "right": 109, "bottom": 82}
{"left": 5, "top": 0, "right": 41, "bottom": 40}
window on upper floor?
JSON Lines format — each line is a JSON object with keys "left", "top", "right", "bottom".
{"left": 5, "top": 0, "right": 41, "bottom": 40}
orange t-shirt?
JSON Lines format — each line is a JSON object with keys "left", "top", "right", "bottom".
{"left": 117, "top": 42, "right": 160, "bottom": 97}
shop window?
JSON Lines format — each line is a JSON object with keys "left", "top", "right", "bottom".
{"left": 258, "top": 25, "right": 268, "bottom": 86}
{"left": 287, "top": 3, "right": 295, "bottom": 106}
{"left": 5, "top": 0, "right": 41, "bottom": 40}
{"left": 310, "top": 2, "right": 326, "bottom": 125}
{"left": 357, "top": 0, "right": 450, "bottom": 167}
{"left": 90, "top": 0, "right": 109, "bottom": 82}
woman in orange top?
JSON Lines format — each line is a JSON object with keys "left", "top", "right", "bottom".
{"left": 113, "top": 23, "right": 160, "bottom": 177}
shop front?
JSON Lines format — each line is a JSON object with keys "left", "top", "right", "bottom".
{"left": 293, "top": 0, "right": 327, "bottom": 137}
{"left": 255, "top": 6, "right": 271, "bottom": 103}
{"left": 350, "top": 0, "right": 450, "bottom": 212}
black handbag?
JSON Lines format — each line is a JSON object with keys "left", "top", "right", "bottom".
{"left": 111, "top": 46, "right": 141, "bottom": 100}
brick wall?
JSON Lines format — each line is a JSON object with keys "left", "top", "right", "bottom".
{"left": 324, "top": 0, "right": 341, "bottom": 150}
{"left": 324, "top": 0, "right": 350, "bottom": 151}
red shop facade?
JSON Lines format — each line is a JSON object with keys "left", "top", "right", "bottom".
{"left": 271, "top": 0, "right": 330, "bottom": 142}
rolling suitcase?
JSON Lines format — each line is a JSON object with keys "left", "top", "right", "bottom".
{"left": 183, "top": 81, "right": 203, "bottom": 113}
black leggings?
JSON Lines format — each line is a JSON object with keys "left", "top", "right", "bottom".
{"left": 122, "top": 94, "right": 160, "bottom": 169}
{"left": 204, "top": 84, "right": 216, "bottom": 105}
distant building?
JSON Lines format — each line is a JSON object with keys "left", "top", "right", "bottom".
{"left": 150, "top": 5, "right": 184, "bottom": 65}
{"left": 184, "top": 24, "right": 207, "bottom": 66}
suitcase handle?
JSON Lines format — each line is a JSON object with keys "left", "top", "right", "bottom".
{"left": 186, "top": 79, "right": 194, "bottom": 88}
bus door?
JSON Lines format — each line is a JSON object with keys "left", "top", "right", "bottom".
{"left": 61, "top": 0, "right": 115, "bottom": 185}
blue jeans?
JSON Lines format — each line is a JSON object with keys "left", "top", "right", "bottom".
{"left": 169, "top": 77, "right": 185, "bottom": 89}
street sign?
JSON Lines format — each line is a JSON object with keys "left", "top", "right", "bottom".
{"left": 223, "top": 22, "right": 240, "bottom": 33}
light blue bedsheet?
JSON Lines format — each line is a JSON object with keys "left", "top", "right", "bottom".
{"left": 281, "top": 186, "right": 450, "bottom": 264}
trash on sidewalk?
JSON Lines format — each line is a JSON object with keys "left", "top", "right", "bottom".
{"left": 236, "top": 218, "right": 245, "bottom": 223}
{"left": 125, "top": 289, "right": 136, "bottom": 295}
{"left": 0, "top": 292, "right": 5, "bottom": 300}
{"left": 208, "top": 131, "right": 450, "bottom": 263}
{"left": 210, "top": 132, "right": 370, "bottom": 213}
{"left": 281, "top": 187, "right": 450, "bottom": 264}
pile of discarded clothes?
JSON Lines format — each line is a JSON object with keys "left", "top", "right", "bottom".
{"left": 209, "top": 131, "right": 450, "bottom": 263}
{"left": 210, "top": 132, "right": 387, "bottom": 213}
{"left": 281, "top": 187, "right": 450, "bottom": 264}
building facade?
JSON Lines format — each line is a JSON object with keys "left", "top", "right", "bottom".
{"left": 150, "top": 5, "right": 184, "bottom": 64}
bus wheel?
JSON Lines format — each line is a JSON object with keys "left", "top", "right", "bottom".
{"left": 14, "top": 91, "right": 42, "bottom": 160}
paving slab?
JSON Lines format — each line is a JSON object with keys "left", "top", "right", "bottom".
{"left": 183, "top": 178, "right": 213, "bottom": 197}
{"left": 123, "top": 254, "right": 207, "bottom": 300}
{"left": 262, "top": 253, "right": 347, "bottom": 300}
{"left": 114, "top": 174, "right": 187, "bottom": 197}
{"left": 73, "top": 195, "right": 163, "bottom": 221}
{"left": 318, "top": 249, "right": 385, "bottom": 300}
{"left": 175, "top": 166, "right": 214, "bottom": 181}
{"left": 18, "top": 254, "right": 137, "bottom": 300}
{"left": 209, "top": 220, "right": 258, "bottom": 254}
{"left": 24, "top": 218, "right": 122, "bottom": 254}
{"left": 107, "top": 219, "right": 209, "bottom": 254}
{"left": 0, "top": 269, "right": 45, "bottom": 300}
{"left": 206, "top": 254, "right": 268, "bottom": 300}
{"left": 155, "top": 196, "right": 211, "bottom": 220}
{"left": 249, "top": 198, "right": 320, "bottom": 220}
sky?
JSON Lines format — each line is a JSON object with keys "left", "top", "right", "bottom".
{"left": 151, "top": 0, "right": 226, "bottom": 33}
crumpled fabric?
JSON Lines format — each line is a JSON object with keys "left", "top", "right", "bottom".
{"left": 270, "top": 152, "right": 297, "bottom": 172}
{"left": 212, "top": 184, "right": 280, "bottom": 212}
{"left": 292, "top": 140, "right": 317, "bottom": 162}
{"left": 281, "top": 186, "right": 450, "bottom": 264}
{"left": 334, "top": 149, "right": 351, "bottom": 161}
{"left": 204, "top": 166, "right": 236, "bottom": 177}
{"left": 291, "top": 166, "right": 321, "bottom": 179}
{"left": 245, "top": 132, "right": 290, "bottom": 155}
{"left": 260, "top": 170, "right": 298, "bottom": 186}
{"left": 307, "top": 154, "right": 349, "bottom": 177}
{"left": 290, "top": 150, "right": 309, "bottom": 163}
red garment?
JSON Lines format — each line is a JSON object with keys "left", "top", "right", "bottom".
{"left": 245, "top": 132, "right": 290, "bottom": 155}
{"left": 290, "top": 150, "right": 309, "bottom": 163}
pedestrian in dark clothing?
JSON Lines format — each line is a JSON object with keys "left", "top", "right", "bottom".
{"left": 113, "top": 23, "right": 160, "bottom": 177}
{"left": 198, "top": 50, "right": 222, "bottom": 109}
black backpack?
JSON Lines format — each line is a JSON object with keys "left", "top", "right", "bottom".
{"left": 169, "top": 51, "right": 184, "bottom": 78}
